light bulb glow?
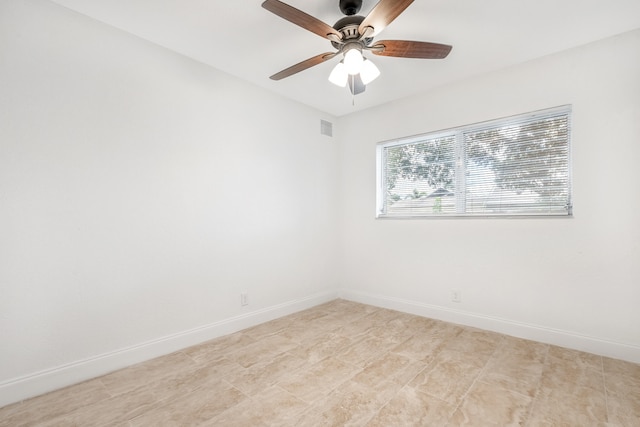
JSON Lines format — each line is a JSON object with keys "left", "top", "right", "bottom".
{"left": 360, "top": 58, "right": 380, "bottom": 84}
{"left": 343, "top": 48, "right": 364, "bottom": 75}
{"left": 328, "top": 61, "right": 348, "bottom": 87}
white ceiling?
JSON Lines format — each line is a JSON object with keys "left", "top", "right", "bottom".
{"left": 49, "top": 0, "right": 640, "bottom": 117}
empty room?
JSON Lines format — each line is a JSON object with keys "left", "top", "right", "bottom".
{"left": 1, "top": 0, "right": 639, "bottom": 425}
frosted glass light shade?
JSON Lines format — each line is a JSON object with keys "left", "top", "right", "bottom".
{"left": 343, "top": 49, "right": 364, "bottom": 75}
{"left": 360, "top": 58, "right": 380, "bottom": 84}
{"left": 328, "top": 62, "right": 348, "bottom": 87}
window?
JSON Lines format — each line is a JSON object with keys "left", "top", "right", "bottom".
{"left": 376, "top": 106, "right": 572, "bottom": 218}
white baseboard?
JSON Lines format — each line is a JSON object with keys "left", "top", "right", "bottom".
{"left": 339, "top": 288, "right": 640, "bottom": 364}
{"left": 0, "top": 290, "right": 338, "bottom": 408}
{"left": 4, "top": 288, "right": 638, "bottom": 408}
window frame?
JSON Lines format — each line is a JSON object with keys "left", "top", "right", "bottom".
{"left": 376, "top": 105, "right": 573, "bottom": 219}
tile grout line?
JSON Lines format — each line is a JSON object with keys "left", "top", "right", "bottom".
{"left": 201, "top": 380, "right": 253, "bottom": 426}
{"left": 361, "top": 383, "right": 409, "bottom": 426}
{"left": 522, "top": 344, "right": 550, "bottom": 427}
{"left": 449, "top": 335, "right": 505, "bottom": 417}
{"left": 600, "top": 355, "right": 611, "bottom": 423}
{"left": 362, "top": 348, "right": 433, "bottom": 426}
{"left": 98, "top": 377, "right": 116, "bottom": 399}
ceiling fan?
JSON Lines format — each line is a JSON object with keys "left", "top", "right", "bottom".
{"left": 262, "top": 0, "right": 452, "bottom": 95}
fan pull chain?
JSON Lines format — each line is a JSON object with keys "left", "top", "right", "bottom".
{"left": 351, "top": 75, "right": 356, "bottom": 106}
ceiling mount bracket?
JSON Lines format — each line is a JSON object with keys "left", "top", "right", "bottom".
{"left": 339, "top": 0, "right": 362, "bottom": 16}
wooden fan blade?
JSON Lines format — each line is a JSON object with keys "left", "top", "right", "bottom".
{"left": 358, "top": 0, "right": 414, "bottom": 37}
{"left": 371, "top": 40, "right": 452, "bottom": 59}
{"left": 262, "top": 0, "right": 342, "bottom": 41}
{"left": 270, "top": 52, "right": 337, "bottom": 80}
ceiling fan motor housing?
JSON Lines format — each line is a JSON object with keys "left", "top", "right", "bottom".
{"left": 331, "top": 15, "right": 373, "bottom": 49}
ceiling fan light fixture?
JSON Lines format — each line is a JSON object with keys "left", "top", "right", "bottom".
{"left": 343, "top": 48, "right": 364, "bottom": 75}
{"left": 360, "top": 58, "right": 380, "bottom": 85}
{"left": 328, "top": 61, "right": 348, "bottom": 87}
{"left": 262, "top": 0, "right": 452, "bottom": 95}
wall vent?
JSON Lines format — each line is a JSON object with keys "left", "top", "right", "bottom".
{"left": 320, "top": 119, "right": 333, "bottom": 137}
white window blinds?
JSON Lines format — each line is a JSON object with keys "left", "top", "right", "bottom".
{"left": 377, "top": 106, "right": 572, "bottom": 218}
{"left": 383, "top": 135, "right": 457, "bottom": 217}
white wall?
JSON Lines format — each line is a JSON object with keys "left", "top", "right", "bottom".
{"left": 337, "top": 29, "right": 640, "bottom": 362}
{"left": 1, "top": 0, "right": 639, "bottom": 408}
{"left": 0, "top": 0, "right": 339, "bottom": 405}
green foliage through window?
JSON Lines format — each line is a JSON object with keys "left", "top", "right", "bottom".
{"left": 377, "top": 106, "right": 572, "bottom": 217}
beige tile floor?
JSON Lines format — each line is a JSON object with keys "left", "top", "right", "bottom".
{"left": 1, "top": 299, "right": 639, "bottom": 426}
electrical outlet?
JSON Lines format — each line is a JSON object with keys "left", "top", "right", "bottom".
{"left": 240, "top": 292, "right": 248, "bottom": 306}
{"left": 451, "top": 289, "right": 462, "bottom": 303}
